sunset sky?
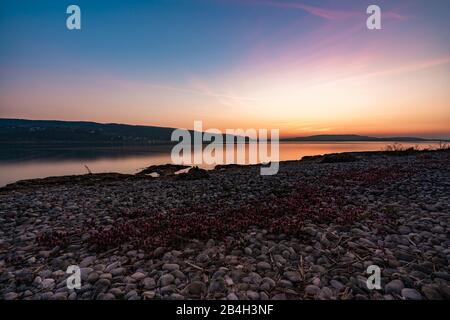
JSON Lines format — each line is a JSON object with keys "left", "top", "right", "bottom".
{"left": 1, "top": 0, "right": 449, "bottom": 138}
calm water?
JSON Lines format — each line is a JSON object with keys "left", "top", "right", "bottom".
{"left": 0, "top": 142, "right": 441, "bottom": 186}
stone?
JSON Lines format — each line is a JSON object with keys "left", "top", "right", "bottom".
{"left": 401, "top": 288, "right": 422, "bottom": 300}
{"left": 227, "top": 292, "right": 239, "bottom": 300}
{"left": 42, "top": 278, "right": 55, "bottom": 290}
{"left": 110, "top": 268, "right": 125, "bottom": 276}
{"left": 162, "top": 263, "right": 180, "bottom": 271}
{"left": 109, "top": 288, "right": 124, "bottom": 298}
{"left": 320, "top": 287, "right": 334, "bottom": 299}
{"left": 305, "top": 285, "right": 321, "bottom": 296}
{"left": 196, "top": 254, "right": 209, "bottom": 263}
{"left": 271, "top": 293, "right": 287, "bottom": 300}
{"left": 159, "top": 274, "right": 175, "bottom": 286}
{"left": 4, "top": 292, "right": 19, "bottom": 300}
{"left": 312, "top": 277, "right": 321, "bottom": 287}
{"left": 398, "top": 226, "right": 411, "bottom": 235}
{"left": 100, "top": 273, "right": 112, "bottom": 280}
{"left": 330, "top": 280, "right": 345, "bottom": 291}
{"left": 51, "top": 292, "right": 68, "bottom": 300}
{"left": 131, "top": 272, "right": 146, "bottom": 281}
{"left": 170, "top": 293, "right": 184, "bottom": 300}
{"left": 95, "top": 278, "right": 111, "bottom": 291}
{"left": 433, "top": 272, "right": 450, "bottom": 281}
{"left": 385, "top": 280, "right": 404, "bottom": 295}
{"left": 421, "top": 285, "right": 443, "bottom": 300}
{"left": 126, "top": 250, "right": 137, "bottom": 257}
{"left": 143, "top": 277, "right": 156, "bottom": 289}
{"left": 278, "top": 280, "right": 293, "bottom": 288}
{"left": 283, "top": 271, "right": 302, "bottom": 282}
{"left": 125, "top": 290, "right": 139, "bottom": 300}
{"left": 80, "top": 268, "right": 94, "bottom": 281}
{"left": 246, "top": 290, "right": 259, "bottom": 300}
{"left": 209, "top": 279, "right": 225, "bottom": 293}
{"left": 358, "top": 238, "right": 377, "bottom": 248}
{"left": 143, "top": 291, "right": 156, "bottom": 299}
{"left": 87, "top": 272, "right": 99, "bottom": 283}
{"left": 68, "top": 292, "right": 77, "bottom": 300}
{"left": 187, "top": 281, "right": 206, "bottom": 296}
{"left": 153, "top": 247, "right": 165, "bottom": 257}
{"left": 98, "top": 293, "right": 115, "bottom": 300}
{"left": 172, "top": 270, "right": 186, "bottom": 280}
{"left": 105, "top": 261, "right": 119, "bottom": 272}
{"left": 256, "top": 261, "right": 271, "bottom": 271}
{"left": 311, "top": 265, "right": 326, "bottom": 273}
{"left": 160, "top": 285, "right": 175, "bottom": 295}
{"left": 79, "top": 256, "right": 96, "bottom": 268}
{"left": 15, "top": 269, "right": 33, "bottom": 284}
{"left": 33, "top": 276, "right": 42, "bottom": 286}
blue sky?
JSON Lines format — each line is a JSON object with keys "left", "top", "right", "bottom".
{"left": 1, "top": 0, "right": 449, "bottom": 137}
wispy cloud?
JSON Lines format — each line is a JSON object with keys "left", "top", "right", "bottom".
{"left": 255, "top": 0, "right": 356, "bottom": 20}
{"left": 244, "top": 0, "right": 408, "bottom": 21}
{"left": 363, "top": 56, "right": 450, "bottom": 78}
{"left": 130, "top": 80, "right": 262, "bottom": 108}
{"left": 283, "top": 55, "right": 450, "bottom": 92}
{"left": 188, "top": 78, "right": 263, "bottom": 108}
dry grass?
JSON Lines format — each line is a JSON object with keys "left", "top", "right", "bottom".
{"left": 384, "top": 142, "right": 450, "bottom": 153}
{"left": 384, "top": 143, "right": 419, "bottom": 152}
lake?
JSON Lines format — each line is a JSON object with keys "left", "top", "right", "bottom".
{"left": 0, "top": 141, "right": 442, "bottom": 186}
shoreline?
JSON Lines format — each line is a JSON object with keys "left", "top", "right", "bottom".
{"left": 2, "top": 147, "right": 449, "bottom": 191}
{"left": 0, "top": 149, "right": 449, "bottom": 300}
{"left": 1, "top": 142, "right": 448, "bottom": 188}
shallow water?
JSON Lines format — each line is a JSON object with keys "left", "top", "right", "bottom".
{"left": 0, "top": 141, "right": 442, "bottom": 186}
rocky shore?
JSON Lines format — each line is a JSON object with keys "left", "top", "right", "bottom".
{"left": 0, "top": 150, "right": 449, "bottom": 300}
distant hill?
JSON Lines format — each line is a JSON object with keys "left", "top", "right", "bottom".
{"left": 0, "top": 118, "right": 244, "bottom": 145}
{"left": 1, "top": 119, "right": 445, "bottom": 144}
{"left": 282, "top": 134, "right": 440, "bottom": 142}
{"left": 0, "top": 118, "right": 177, "bottom": 144}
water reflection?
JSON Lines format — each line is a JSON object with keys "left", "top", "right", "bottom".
{"left": 0, "top": 142, "right": 441, "bottom": 186}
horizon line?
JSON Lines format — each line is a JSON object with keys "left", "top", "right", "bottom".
{"left": 1, "top": 117, "right": 449, "bottom": 141}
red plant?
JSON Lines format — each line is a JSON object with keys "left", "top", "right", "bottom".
{"left": 36, "top": 230, "right": 71, "bottom": 248}
{"left": 38, "top": 164, "right": 420, "bottom": 253}
{"left": 326, "top": 166, "right": 416, "bottom": 186}
{"left": 86, "top": 184, "right": 368, "bottom": 253}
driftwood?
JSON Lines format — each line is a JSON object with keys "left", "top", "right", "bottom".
{"left": 136, "top": 164, "right": 190, "bottom": 176}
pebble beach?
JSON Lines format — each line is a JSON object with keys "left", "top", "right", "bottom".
{"left": 1, "top": 150, "right": 449, "bottom": 300}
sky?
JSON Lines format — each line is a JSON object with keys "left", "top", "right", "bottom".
{"left": 0, "top": 0, "right": 449, "bottom": 138}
